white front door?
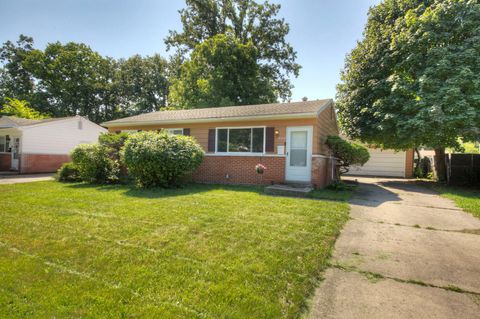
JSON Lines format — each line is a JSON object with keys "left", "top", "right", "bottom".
{"left": 285, "top": 126, "right": 313, "bottom": 183}
{"left": 11, "top": 137, "right": 20, "bottom": 170}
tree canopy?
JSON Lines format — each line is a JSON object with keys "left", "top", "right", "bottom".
{"left": 165, "top": 0, "right": 300, "bottom": 101}
{"left": 1, "top": 97, "right": 48, "bottom": 119}
{"left": 336, "top": 0, "right": 480, "bottom": 180}
{"left": 169, "top": 34, "right": 275, "bottom": 108}
{"left": 0, "top": 37, "right": 171, "bottom": 123}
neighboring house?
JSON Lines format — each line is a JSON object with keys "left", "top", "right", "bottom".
{"left": 345, "top": 148, "right": 414, "bottom": 178}
{"left": 103, "top": 99, "right": 339, "bottom": 187}
{"left": 0, "top": 116, "right": 106, "bottom": 173}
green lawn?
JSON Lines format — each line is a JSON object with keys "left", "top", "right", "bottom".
{"left": 431, "top": 184, "right": 480, "bottom": 219}
{"left": 0, "top": 181, "right": 349, "bottom": 318}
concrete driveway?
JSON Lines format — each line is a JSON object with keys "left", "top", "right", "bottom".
{"left": 0, "top": 173, "right": 54, "bottom": 184}
{"left": 310, "top": 177, "right": 480, "bottom": 319}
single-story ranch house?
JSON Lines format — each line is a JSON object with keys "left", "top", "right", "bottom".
{"left": 0, "top": 115, "right": 106, "bottom": 173}
{"left": 103, "top": 99, "right": 339, "bottom": 188}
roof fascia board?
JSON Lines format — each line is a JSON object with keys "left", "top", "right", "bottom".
{"left": 0, "top": 117, "right": 19, "bottom": 128}
{"left": 19, "top": 116, "right": 79, "bottom": 130}
{"left": 102, "top": 112, "right": 318, "bottom": 128}
{"left": 316, "top": 99, "right": 333, "bottom": 117}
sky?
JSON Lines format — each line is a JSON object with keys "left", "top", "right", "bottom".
{"left": 0, "top": 0, "right": 381, "bottom": 102}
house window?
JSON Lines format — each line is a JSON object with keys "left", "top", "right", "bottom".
{"left": 216, "top": 127, "right": 265, "bottom": 153}
{"left": 165, "top": 128, "right": 183, "bottom": 135}
{"left": 0, "top": 135, "right": 10, "bottom": 153}
{"left": 78, "top": 120, "right": 83, "bottom": 130}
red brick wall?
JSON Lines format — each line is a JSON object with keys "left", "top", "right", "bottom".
{"left": 192, "top": 155, "right": 285, "bottom": 185}
{"left": 311, "top": 156, "right": 336, "bottom": 188}
{"left": 0, "top": 153, "right": 11, "bottom": 171}
{"left": 405, "top": 149, "right": 414, "bottom": 178}
{"left": 20, "top": 154, "right": 71, "bottom": 174}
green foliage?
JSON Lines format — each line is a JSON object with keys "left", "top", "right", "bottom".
{"left": 0, "top": 35, "right": 35, "bottom": 105}
{"left": 1, "top": 97, "right": 49, "bottom": 119}
{"left": 70, "top": 144, "right": 119, "bottom": 184}
{"left": 337, "top": 0, "right": 480, "bottom": 151}
{"left": 165, "top": 0, "right": 300, "bottom": 101}
{"left": 98, "top": 132, "right": 129, "bottom": 159}
{"left": 55, "top": 162, "right": 81, "bottom": 182}
{"left": 462, "top": 142, "right": 480, "bottom": 154}
{"left": 326, "top": 136, "right": 370, "bottom": 175}
{"left": 326, "top": 180, "right": 356, "bottom": 192}
{"left": 169, "top": 34, "right": 275, "bottom": 108}
{"left": 116, "top": 54, "right": 170, "bottom": 115}
{"left": 122, "top": 131, "right": 204, "bottom": 188}
{"left": 0, "top": 36, "right": 171, "bottom": 122}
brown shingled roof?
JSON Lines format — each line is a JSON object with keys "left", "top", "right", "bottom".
{"left": 103, "top": 99, "right": 333, "bottom": 127}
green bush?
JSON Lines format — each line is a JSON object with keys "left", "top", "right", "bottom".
{"left": 98, "top": 132, "right": 130, "bottom": 180}
{"left": 326, "top": 136, "right": 370, "bottom": 177}
{"left": 70, "top": 144, "right": 119, "bottom": 184}
{"left": 98, "top": 132, "right": 129, "bottom": 160}
{"left": 122, "top": 131, "right": 204, "bottom": 188}
{"left": 55, "top": 162, "right": 81, "bottom": 182}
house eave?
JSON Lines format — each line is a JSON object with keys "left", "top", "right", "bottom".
{"left": 102, "top": 112, "right": 318, "bottom": 128}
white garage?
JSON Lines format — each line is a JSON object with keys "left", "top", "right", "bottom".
{"left": 345, "top": 148, "right": 413, "bottom": 178}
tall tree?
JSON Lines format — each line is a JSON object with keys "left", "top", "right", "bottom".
{"left": 169, "top": 34, "right": 275, "bottom": 108}
{"left": 21, "top": 41, "right": 119, "bottom": 122}
{"left": 336, "top": 0, "right": 480, "bottom": 181}
{"left": 116, "top": 54, "right": 170, "bottom": 115}
{"left": 165, "top": 0, "right": 300, "bottom": 101}
{"left": 0, "top": 35, "right": 36, "bottom": 104}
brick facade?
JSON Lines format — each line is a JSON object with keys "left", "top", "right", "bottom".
{"left": 192, "top": 155, "right": 285, "bottom": 185}
{"left": 20, "top": 154, "right": 71, "bottom": 174}
{"left": 106, "top": 104, "right": 340, "bottom": 188}
{"left": 405, "top": 149, "right": 414, "bottom": 178}
{"left": 0, "top": 153, "right": 11, "bottom": 171}
{"left": 311, "top": 156, "right": 337, "bottom": 188}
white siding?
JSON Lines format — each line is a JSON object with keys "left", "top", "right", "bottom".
{"left": 345, "top": 149, "right": 406, "bottom": 177}
{"left": 21, "top": 117, "right": 106, "bottom": 155}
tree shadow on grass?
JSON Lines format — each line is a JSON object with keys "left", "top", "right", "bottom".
{"left": 65, "top": 182, "right": 264, "bottom": 199}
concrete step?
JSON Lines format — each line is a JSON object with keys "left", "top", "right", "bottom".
{"left": 264, "top": 184, "right": 313, "bottom": 198}
{"left": 0, "top": 171, "right": 19, "bottom": 176}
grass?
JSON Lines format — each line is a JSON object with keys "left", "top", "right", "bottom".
{"left": 429, "top": 184, "right": 480, "bottom": 219}
{"left": 0, "top": 181, "right": 350, "bottom": 318}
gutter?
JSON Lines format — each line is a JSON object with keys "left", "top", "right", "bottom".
{"left": 101, "top": 112, "right": 318, "bottom": 128}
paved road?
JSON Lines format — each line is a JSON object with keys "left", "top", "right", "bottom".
{"left": 310, "top": 177, "right": 480, "bottom": 319}
{"left": 0, "top": 173, "right": 54, "bottom": 184}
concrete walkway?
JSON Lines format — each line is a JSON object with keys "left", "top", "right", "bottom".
{"left": 310, "top": 177, "right": 480, "bottom": 319}
{"left": 0, "top": 173, "right": 54, "bottom": 184}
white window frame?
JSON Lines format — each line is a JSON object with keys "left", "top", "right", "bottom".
{"left": 215, "top": 126, "right": 266, "bottom": 156}
{"left": 0, "top": 136, "right": 8, "bottom": 153}
{"left": 165, "top": 128, "right": 184, "bottom": 135}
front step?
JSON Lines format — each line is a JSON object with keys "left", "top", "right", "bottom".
{"left": 264, "top": 184, "right": 313, "bottom": 198}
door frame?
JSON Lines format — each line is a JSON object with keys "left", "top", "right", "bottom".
{"left": 11, "top": 137, "right": 20, "bottom": 171}
{"left": 285, "top": 126, "right": 313, "bottom": 183}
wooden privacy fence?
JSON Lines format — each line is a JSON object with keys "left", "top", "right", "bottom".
{"left": 445, "top": 154, "right": 480, "bottom": 185}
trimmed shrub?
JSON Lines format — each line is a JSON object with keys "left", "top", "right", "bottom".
{"left": 98, "top": 132, "right": 130, "bottom": 180}
{"left": 122, "top": 131, "right": 204, "bottom": 188}
{"left": 326, "top": 136, "right": 370, "bottom": 177}
{"left": 70, "top": 144, "right": 119, "bottom": 184}
{"left": 56, "top": 162, "right": 81, "bottom": 182}
{"left": 98, "top": 132, "right": 129, "bottom": 160}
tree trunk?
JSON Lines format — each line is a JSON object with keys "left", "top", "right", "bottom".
{"left": 414, "top": 148, "right": 421, "bottom": 168}
{"left": 434, "top": 148, "right": 447, "bottom": 182}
